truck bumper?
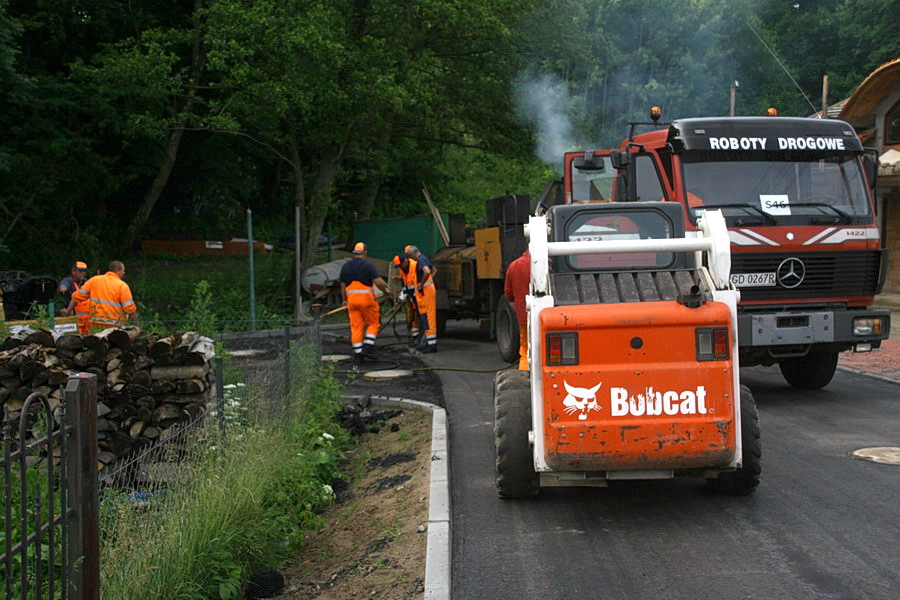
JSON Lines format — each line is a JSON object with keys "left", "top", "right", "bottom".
{"left": 738, "top": 307, "right": 891, "bottom": 351}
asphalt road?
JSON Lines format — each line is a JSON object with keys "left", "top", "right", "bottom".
{"left": 427, "top": 320, "right": 900, "bottom": 600}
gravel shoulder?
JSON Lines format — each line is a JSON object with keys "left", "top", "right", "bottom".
{"left": 276, "top": 407, "right": 433, "bottom": 599}
{"left": 273, "top": 337, "right": 444, "bottom": 599}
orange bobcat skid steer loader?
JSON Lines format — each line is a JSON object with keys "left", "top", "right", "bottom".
{"left": 493, "top": 201, "right": 761, "bottom": 498}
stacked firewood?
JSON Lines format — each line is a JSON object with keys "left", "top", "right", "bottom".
{"left": 0, "top": 327, "right": 216, "bottom": 468}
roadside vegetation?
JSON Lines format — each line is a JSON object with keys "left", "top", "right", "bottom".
{"left": 98, "top": 343, "right": 350, "bottom": 600}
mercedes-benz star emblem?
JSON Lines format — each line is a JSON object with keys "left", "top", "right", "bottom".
{"left": 777, "top": 257, "right": 805, "bottom": 289}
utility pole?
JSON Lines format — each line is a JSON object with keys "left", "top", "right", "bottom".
{"left": 821, "top": 74, "right": 829, "bottom": 118}
{"left": 730, "top": 80, "right": 739, "bottom": 117}
{"left": 294, "top": 205, "right": 303, "bottom": 324}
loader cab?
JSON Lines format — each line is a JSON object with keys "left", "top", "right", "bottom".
{"left": 547, "top": 201, "right": 694, "bottom": 274}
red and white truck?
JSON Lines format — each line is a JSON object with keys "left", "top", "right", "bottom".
{"left": 563, "top": 114, "right": 890, "bottom": 389}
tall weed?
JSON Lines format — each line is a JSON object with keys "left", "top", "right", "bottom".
{"left": 99, "top": 344, "right": 346, "bottom": 600}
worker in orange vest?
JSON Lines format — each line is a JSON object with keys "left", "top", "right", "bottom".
{"left": 59, "top": 260, "right": 91, "bottom": 333}
{"left": 340, "top": 242, "right": 390, "bottom": 364}
{"left": 67, "top": 260, "right": 139, "bottom": 331}
{"left": 504, "top": 250, "right": 531, "bottom": 370}
{"left": 394, "top": 254, "right": 420, "bottom": 345}
{"left": 406, "top": 245, "right": 437, "bottom": 353}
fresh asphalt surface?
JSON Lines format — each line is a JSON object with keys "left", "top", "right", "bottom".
{"left": 426, "top": 320, "right": 900, "bottom": 600}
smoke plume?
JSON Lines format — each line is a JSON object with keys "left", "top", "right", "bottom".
{"left": 513, "top": 73, "right": 575, "bottom": 173}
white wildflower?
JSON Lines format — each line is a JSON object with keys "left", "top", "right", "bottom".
{"left": 321, "top": 432, "right": 335, "bottom": 441}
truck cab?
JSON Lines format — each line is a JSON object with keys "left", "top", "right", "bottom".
{"left": 564, "top": 116, "right": 891, "bottom": 390}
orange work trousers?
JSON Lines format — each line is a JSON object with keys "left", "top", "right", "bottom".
{"left": 406, "top": 302, "right": 419, "bottom": 340}
{"left": 415, "top": 281, "right": 437, "bottom": 349}
{"left": 518, "top": 324, "right": 529, "bottom": 370}
{"left": 347, "top": 291, "right": 381, "bottom": 355}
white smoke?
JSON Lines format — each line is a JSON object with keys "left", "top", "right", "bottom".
{"left": 513, "top": 73, "right": 575, "bottom": 172}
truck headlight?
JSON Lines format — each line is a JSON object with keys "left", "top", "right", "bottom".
{"left": 853, "top": 317, "right": 884, "bottom": 336}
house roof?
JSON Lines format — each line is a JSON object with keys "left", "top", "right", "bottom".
{"left": 840, "top": 57, "right": 900, "bottom": 120}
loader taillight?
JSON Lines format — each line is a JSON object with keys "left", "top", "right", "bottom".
{"left": 696, "top": 327, "right": 729, "bottom": 361}
{"left": 546, "top": 332, "right": 579, "bottom": 366}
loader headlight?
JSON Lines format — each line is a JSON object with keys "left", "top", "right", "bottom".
{"left": 546, "top": 332, "right": 579, "bottom": 366}
{"left": 853, "top": 317, "right": 884, "bottom": 336}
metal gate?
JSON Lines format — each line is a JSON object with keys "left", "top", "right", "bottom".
{"left": 2, "top": 373, "right": 99, "bottom": 600}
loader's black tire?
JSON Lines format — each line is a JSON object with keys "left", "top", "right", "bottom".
{"left": 778, "top": 351, "right": 839, "bottom": 390}
{"left": 707, "top": 384, "right": 761, "bottom": 496}
{"left": 494, "top": 370, "right": 539, "bottom": 499}
{"left": 496, "top": 297, "right": 520, "bottom": 364}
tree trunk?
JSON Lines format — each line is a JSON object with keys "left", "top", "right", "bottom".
{"left": 286, "top": 116, "right": 309, "bottom": 269}
{"left": 123, "top": 0, "right": 205, "bottom": 251}
{"left": 302, "top": 145, "right": 343, "bottom": 269}
{"left": 358, "top": 120, "right": 394, "bottom": 220}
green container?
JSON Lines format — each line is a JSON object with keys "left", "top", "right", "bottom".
{"left": 353, "top": 214, "right": 449, "bottom": 260}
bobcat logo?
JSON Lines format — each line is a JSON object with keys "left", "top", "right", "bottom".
{"left": 562, "top": 381, "right": 602, "bottom": 421}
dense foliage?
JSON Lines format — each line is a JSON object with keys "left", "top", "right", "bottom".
{"left": 1, "top": 0, "right": 897, "bottom": 271}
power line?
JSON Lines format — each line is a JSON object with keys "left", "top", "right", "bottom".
{"left": 745, "top": 20, "right": 817, "bottom": 114}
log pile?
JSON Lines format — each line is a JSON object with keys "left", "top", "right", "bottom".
{"left": 1, "top": 327, "right": 216, "bottom": 469}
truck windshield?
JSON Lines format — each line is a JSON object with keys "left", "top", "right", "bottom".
{"left": 681, "top": 155, "right": 870, "bottom": 225}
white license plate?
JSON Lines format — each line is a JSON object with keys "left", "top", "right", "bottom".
{"left": 730, "top": 272, "right": 776, "bottom": 287}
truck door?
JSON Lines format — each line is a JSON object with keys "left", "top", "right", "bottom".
{"left": 565, "top": 150, "right": 669, "bottom": 205}
{"left": 564, "top": 150, "right": 614, "bottom": 203}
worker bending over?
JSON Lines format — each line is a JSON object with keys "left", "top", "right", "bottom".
{"left": 504, "top": 250, "right": 531, "bottom": 370}
{"left": 394, "top": 254, "right": 420, "bottom": 345}
{"left": 340, "top": 242, "right": 390, "bottom": 364}
{"left": 406, "top": 245, "right": 437, "bottom": 353}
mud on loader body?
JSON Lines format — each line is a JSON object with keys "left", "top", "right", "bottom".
{"left": 493, "top": 202, "right": 761, "bottom": 498}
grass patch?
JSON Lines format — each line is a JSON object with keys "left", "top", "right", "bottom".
{"left": 99, "top": 346, "right": 349, "bottom": 600}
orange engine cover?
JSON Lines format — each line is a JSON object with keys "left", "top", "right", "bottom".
{"left": 540, "top": 300, "right": 736, "bottom": 472}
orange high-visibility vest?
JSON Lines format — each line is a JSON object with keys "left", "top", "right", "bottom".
{"left": 72, "top": 280, "right": 91, "bottom": 318}
{"left": 72, "top": 271, "right": 136, "bottom": 328}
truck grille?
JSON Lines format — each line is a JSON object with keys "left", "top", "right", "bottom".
{"left": 731, "top": 250, "right": 884, "bottom": 300}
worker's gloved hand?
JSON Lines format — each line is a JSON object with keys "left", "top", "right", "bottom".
{"left": 399, "top": 289, "right": 407, "bottom": 302}
{"left": 60, "top": 308, "right": 68, "bottom": 316}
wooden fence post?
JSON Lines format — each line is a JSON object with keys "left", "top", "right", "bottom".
{"left": 65, "top": 373, "right": 99, "bottom": 600}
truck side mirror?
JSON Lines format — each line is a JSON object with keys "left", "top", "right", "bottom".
{"left": 610, "top": 150, "right": 631, "bottom": 169}
{"left": 862, "top": 151, "right": 877, "bottom": 191}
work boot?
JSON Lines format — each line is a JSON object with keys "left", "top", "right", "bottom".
{"left": 421, "top": 345, "right": 437, "bottom": 354}
{"left": 361, "top": 344, "right": 377, "bottom": 360}
{"left": 352, "top": 353, "right": 364, "bottom": 365}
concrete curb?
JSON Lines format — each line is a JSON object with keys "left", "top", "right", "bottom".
{"left": 218, "top": 322, "right": 346, "bottom": 342}
{"left": 352, "top": 394, "right": 450, "bottom": 600}
{"left": 837, "top": 365, "right": 900, "bottom": 385}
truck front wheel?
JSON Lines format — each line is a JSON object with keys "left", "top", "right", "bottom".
{"left": 494, "top": 370, "right": 539, "bottom": 498}
{"left": 707, "top": 384, "right": 761, "bottom": 496}
{"left": 495, "top": 297, "right": 520, "bottom": 364}
{"left": 778, "top": 351, "right": 839, "bottom": 390}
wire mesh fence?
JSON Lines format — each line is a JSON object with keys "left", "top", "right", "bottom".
{"left": 95, "top": 322, "right": 326, "bottom": 596}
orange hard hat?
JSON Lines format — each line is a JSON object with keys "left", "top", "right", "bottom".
{"left": 73, "top": 261, "right": 87, "bottom": 270}
{"left": 352, "top": 242, "right": 366, "bottom": 254}
{"left": 403, "top": 245, "right": 412, "bottom": 254}
{"left": 392, "top": 255, "right": 401, "bottom": 265}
